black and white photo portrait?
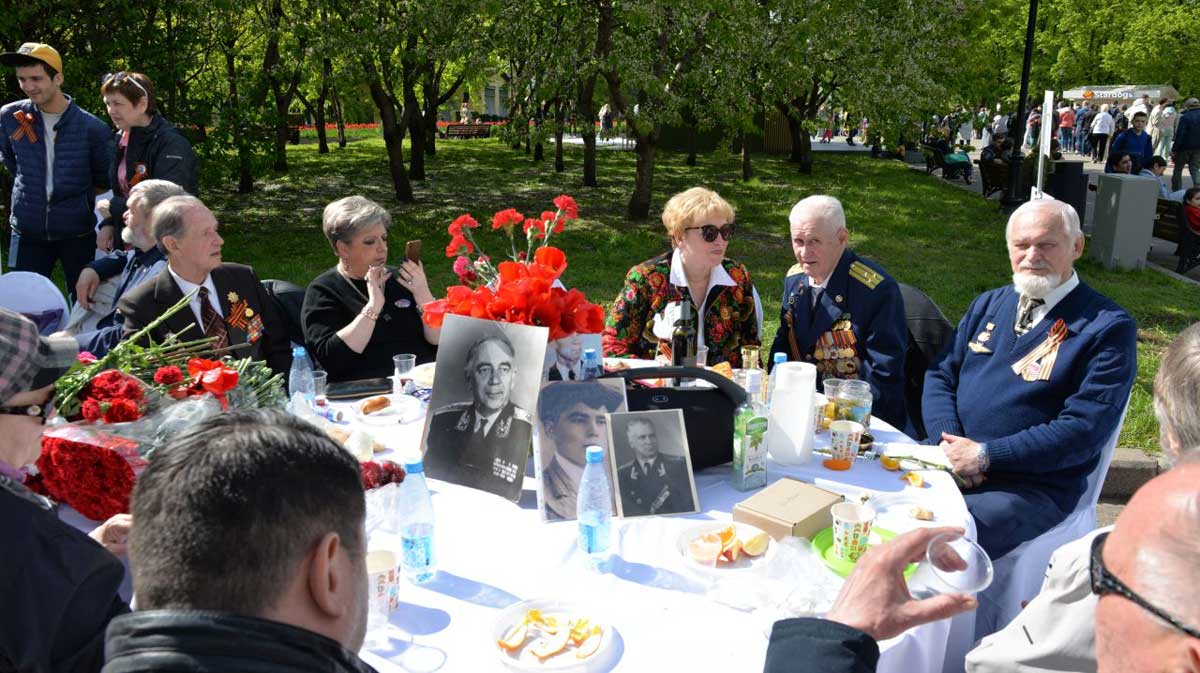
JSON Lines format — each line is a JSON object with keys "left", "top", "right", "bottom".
{"left": 542, "top": 332, "right": 602, "bottom": 382}
{"left": 608, "top": 409, "right": 699, "bottom": 517}
{"left": 421, "top": 314, "right": 548, "bottom": 501}
{"left": 534, "top": 378, "right": 627, "bottom": 522}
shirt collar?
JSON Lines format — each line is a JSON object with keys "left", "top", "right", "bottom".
{"left": 552, "top": 454, "right": 585, "bottom": 484}
{"left": 668, "top": 248, "right": 735, "bottom": 291}
{"left": 168, "top": 264, "right": 216, "bottom": 299}
{"left": 1042, "top": 270, "right": 1079, "bottom": 312}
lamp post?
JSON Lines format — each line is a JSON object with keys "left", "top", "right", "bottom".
{"left": 1001, "top": 0, "right": 1039, "bottom": 213}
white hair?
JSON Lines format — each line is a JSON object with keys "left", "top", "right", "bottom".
{"left": 789, "top": 195, "right": 846, "bottom": 233}
{"left": 1005, "top": 198, "right": 1082, "bottom": 244}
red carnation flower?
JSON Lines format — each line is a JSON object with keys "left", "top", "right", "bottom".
{"left": 154, "top": 366, "right": 184, "bottom": 386}
{"left": 103, "top": 398, "right": 142, "bottom": 423}
{"left": 448, "top": 213, "right": 479, "bottom": 237}
{"left": 81, "top": 399, "right": 102, "bottom": 421}
{"left": 553, "top": 194, "right": 579, "bottom": 220}
{"left": 77, "top": 351, "right": 97, "bottom": 364}
{"left": 117, "top": 379, "right": 145, "bottom": 401}
{"left": 445, "top": 234, "right": 474, "bottom": 258}
{"left": 492, "top": 208, "right": 525, "bottom": 232}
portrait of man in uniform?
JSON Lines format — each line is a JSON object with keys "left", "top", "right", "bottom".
{"left": 422, "top": 315, "right": 548, "bottom": 501}
{"left": 534, "top": 378, "right": 627, "bottom": 521}
{"left": 608, "top": 409, "right": 698, "bottom": 518}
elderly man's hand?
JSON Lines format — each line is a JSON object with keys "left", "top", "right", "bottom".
{"left": 75, "top": 268, "right": 101, "bottom": 310}
{"left": 89, "top": 513, "right": 133, "bottom": 557}
{"left": 96, "top": 223, "right": 115, "bottom": 253}
{"left": 824, "top": 526, "right": 978, "bottom": 641}
{"left": 940, "top": 432, "right": 983, "bottom": 477}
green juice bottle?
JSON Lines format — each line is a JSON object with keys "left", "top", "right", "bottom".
{"left": 733, "top": 368, "right": 769, "bottom": 491}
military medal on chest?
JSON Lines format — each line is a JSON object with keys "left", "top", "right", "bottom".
{"left": 969, "top": 322, "right": 995, "bottom": 354}
{"left": 1011, "top": 319, "right": 1068, "bottom": 381}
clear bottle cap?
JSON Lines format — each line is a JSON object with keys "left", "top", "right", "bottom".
{"left": 585, "top": 445, "right": 605, "bottom": 463}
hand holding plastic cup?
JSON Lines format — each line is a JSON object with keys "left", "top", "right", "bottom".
{"left": 924, "top": 532, "right": 993, "bottom": 594}
{"left": 831, "top": 502, "right": 875, "bottom": 562}
{"left": 824, "top": 420, "right": 864, "bottom": 470}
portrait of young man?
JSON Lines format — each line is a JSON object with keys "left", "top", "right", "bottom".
{"left": 535, "top": 378, "right": 627, "bottom": 521}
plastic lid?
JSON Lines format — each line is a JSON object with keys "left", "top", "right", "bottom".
{"left": 292, "top": 345, "right": 307, "bottom": 357}
{"left": 773, "top": 352, "right": 788, "bottom": 364}
{"left": 584, "top": 348, "right": 598, "bottom": 359}
{"left": 585, "top": 445, "right": 605, "bottom": 463}
{"left": 404, "top": 460, "right": 425, "bottom": 474}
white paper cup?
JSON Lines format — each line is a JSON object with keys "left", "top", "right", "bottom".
{"left": 812, "top": 393, "right": 828, "bottom": 433}
{"left": 829, "top": 420, "right": 865, "bottom": 463}
{"left": 366, "top": 549, "right": 400, "bottom": 636}
{"left": 831, "top": 502, "right": 875, "bottom": 562}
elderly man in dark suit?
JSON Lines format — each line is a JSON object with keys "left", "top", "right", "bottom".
{"left": 616, "top": 417, "right": 693, "bottom": 516}
{"left": 116, "top": 195, "right": 292, "bottom": 375}
{"left": 424, "top": 332, "right": 532, "bottom": 502}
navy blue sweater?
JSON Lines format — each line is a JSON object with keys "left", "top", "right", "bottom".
{"left": 922, "top": 282, "right": 1136, "bottom": 513}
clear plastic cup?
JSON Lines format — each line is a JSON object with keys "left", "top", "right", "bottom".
{"left": 393, "top": 354, "right": 416, "bottom": 393}
{"left": 365, "top": 549, "right": 399, "bottom": 643}
{"left": 925, "top": 532, "right": 993, "bottom": 594}
{"left": 312, "top": 370, "right": 328, "bottom": 408}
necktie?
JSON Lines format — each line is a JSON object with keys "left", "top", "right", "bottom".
{"left": 1015, "top": 296, "right": 1045, "bottom": 336}
{"left": 811, "top": 286, "right": 823, "bottom": 309}
{"left": 198, "top": 286, "right": 230, "bottom": 350}
{"left": 568, "top": 369, "right": 576, "bottom": 380}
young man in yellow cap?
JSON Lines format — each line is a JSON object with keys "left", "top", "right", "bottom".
{"left": 0, "top": 42, "right": 112, "bottom": 298}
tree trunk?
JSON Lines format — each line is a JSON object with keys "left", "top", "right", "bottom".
{"left": 224, "top": 46, "right": 254, "bottom": 193}
{"left": 331, "top": 86, "right": 347, "bottom": 148}
{"left": 628, "top": 132, "right": 657, "bottom": 220}
{"left": 408, "top": 113, "right": 426, "bottom": 180}
{"left": 315, "top": 58, "right": 331, "bottom": 154}
{"left": 782, "top": 107, "right": 803, "bottom": 163}
{"left": 367, "top": 80, "right": 413, "bottom": 202}
{"left": 797, "top": 131, "right": 813, "bottom": 175}
{"left": 578, "top": 76, "right": 597, "bottom": 187}
{"left": 425, "top": 113, "right": 437, "bottom": 157}
{"left": 554, "top": 102, "right": 565, "bottom": 173}
{"left": 273, "top": 96, "right": 290, "bottom": 172}
{"left": 741, "top": 132, "right": 753, "bottom": 181}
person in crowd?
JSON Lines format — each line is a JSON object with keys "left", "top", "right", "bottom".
{"left": 1184, "top": 187, "right": 1200, "bottom": 239}
{"left": 1138, "top": 156, "right": 1188, "bottom": 201}
{"left": 302, "top": 196, "right": 437, "bottom": 383}
{"left": 537, "top": 380, "right": 624, "bottom": 521}
{"left": 603, "top": 187, "right": 762, "bottom": 368}
{"left": 967, "top": 321, "right": 1200, "bottom": 673}
{"left": 1108, "top": 151, "right": 1135, "bottom": 175}
{"left": 922, "top": 198, "right": 1137, "bottom": 560}
{"left": 0, "top": 308, "right": 132, "bottom": 673}
{"left": 1148, "top": 98, "right": 1165, "bottom": 151}
{"left": 1156, "top": 99, "right": 1178, "bottom": 159}
{"left": 0, "top": 43, "right": 112, "bottom": 296}
{"left": 68, "top": 179, "right": 186, "bottom": 356}
{"left": 1077, "top": 103, "right": 1097, "bottom": 157}
{"left": 1127, "top": 94, "right": 1150, "bottom": 119}
{"left": 1106, "top": 111, "right": 1153, "bottom": 173}
{"left": 1111, "top": 103, "right": 1128, "bottom": 136}
{"left": 1023, "top": 106, "right": 1041, "bottom": 149}
{"left": 1090, "top": 104, "right": 1114, "bottom": 163}
{"left": 117, "top": 195, "right": 292, "bottom": 375}
{"left": 459, "top": 100, "right": 472, "bottom": 124}
{"left": 95, "top": 71, "right": 197, "bottom": 240}
{"left": 768, "top": 195, "right": 909, "bottom": 432}
{"left": 616, "top": 417, "right": 692, "bottom": 516}
{"left": 980, "top": 130, "right": 1009, "bottom": 167}
{"left": 102, "top": 409, "right": 376, "bottom": 673}
{"left": 546, "top": 332, "right": 583, "bottom": 381}
{"left": 1057, "top": 101, "right": 1075, "bottom": 153}
{"left": 423, "top": 332, "right": 531, "bottom": 500}
{"left": 1171, "top": 98, "right": 1200, "bottom": 193}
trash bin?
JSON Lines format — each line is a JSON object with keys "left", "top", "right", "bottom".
{"left": 1090, "top": 173, "right": 1159, "bottom": 270}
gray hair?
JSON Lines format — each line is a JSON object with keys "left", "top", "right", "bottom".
{"left": 1005, "top": 198, "right": 1082, "bottom": 244}
{"left": 321, "top": 195, "right": 391, "bottom": 251}
{"left": 626, "top": 417, "right": 656, "bottom": 439}
{"left": 129, "top": 179, "right": 188, "bottom": 218}
{"left": 152, "top": 195, "right": 208, "bottom": 254}
{"left": 464, "top": 332, "right": 515, "bottom": 378}
{"left": 789, "top": 195, "right": 846, "bottom": 233}
{"left": 1154, "top": 322, "right": 1200, "bottom": 456}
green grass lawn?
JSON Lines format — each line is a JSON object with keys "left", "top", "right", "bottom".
{"left": 205, "top": 137, "right": 1200, "bottom": 452}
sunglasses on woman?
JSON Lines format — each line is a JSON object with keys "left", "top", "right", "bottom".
{"left": 101, "top": 71, "right": 149, "bottom": 99}
{"left": 1090, "top": 531, "right": 1200, "bottom": 639}
{"left": 0, "top": 400, "right": 56, "bottom": 425}
{"left": 685, "top": 223, "right": 735, "bottom": 242}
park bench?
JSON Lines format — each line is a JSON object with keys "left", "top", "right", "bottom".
{"left": 443, "top": 123, "right": 492, "bottom": 139}
{"left": 921, "top": 144, "right": 972, "bottom": 184}
{"left": 975, "top": 159, "right": 1007, "bottom": 198}
{"left": 1151, "top": 198, "right": 1200, "bottom": 274}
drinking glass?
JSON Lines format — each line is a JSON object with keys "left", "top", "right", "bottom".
{"left": 821, "top": 378, "right": 843, "bottom": 426}
{"left": 393, "top": 354, "right": 416, "bottom": 394}
{"left": 836, "top": 379, "right": 873, "bottom": 428}
{"left": 924, "top": 532, "right": 994, "bottom": 594}
{"left": 312, "top": 370, "right": 328, "bottom": 408}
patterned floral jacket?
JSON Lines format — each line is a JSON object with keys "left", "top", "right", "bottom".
{"left": 602, "top": 251, "right": 760, "bottom": 368}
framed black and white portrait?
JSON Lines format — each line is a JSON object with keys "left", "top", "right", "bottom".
{"left": 607, "top": 409, "right": 699, "bottom": 518}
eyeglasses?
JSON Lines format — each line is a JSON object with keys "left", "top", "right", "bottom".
{"left": 0, "top": 400, "right": 55, "bottom": 425}
{"left": 1090, "top": 531, "right": 1200, "bottom": 639}
{"left": 685, "top": 223, "right": 735, "bottom": 242}
{"left": 101, "top": 71, "right": 149, "bottom": 99}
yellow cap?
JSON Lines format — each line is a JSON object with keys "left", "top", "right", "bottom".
{"left": 0, "top": 43, "right": 63, "bottom": 74}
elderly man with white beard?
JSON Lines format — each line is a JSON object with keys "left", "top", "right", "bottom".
{"left": 921, "top": 199, "right": 1137, "bottom": 560}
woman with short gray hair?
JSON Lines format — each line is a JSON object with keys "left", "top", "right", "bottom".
{"left": 301, "top": 195, "right": 438, "bottom": 382}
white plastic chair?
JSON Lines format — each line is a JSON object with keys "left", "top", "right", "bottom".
{"left": 972, "top": 399, "right": 1130, "bottom": 642}
{"left": 0, "top": 271, "right": 69, "bottom": 335}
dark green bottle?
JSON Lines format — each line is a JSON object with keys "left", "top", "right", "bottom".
{"left": 671, "top": 301, "right": 697, "bottom": 368}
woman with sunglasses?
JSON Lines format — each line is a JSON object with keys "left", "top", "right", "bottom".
{"left": 603, "top": 187, "right": 762, "bottom": 368}
{"left": 0, "top": 308, "right": 132, "bottom": 672}
{"left": 95, "top": 71, "right": 196, "bottom": 251}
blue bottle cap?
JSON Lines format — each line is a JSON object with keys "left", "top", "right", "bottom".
{"left": 585, "top": 446, "right": 604, "bottom": 464}
{"left": 773, "top": 352, "right": 788, "bottom": 364}
{"left": 584, "top": 348, "right": 598, "bottom": 359}
{"left": 404, "top": 461, "right": 424, "bottom": 474}
{"left": 292, "top": 345, "right": 307, "bottom": 357}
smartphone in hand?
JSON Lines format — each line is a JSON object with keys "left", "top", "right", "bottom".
{"left": 405, "top": 240, "right": 422, "bottom": 264}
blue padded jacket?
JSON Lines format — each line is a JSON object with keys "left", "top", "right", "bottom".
{"left": 0, "top": 95, "right": 112, "bottom": 240}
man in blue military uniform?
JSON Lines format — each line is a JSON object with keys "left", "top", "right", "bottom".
{"left": 423, "top": 332, "right": 532, "bottom": 502}
{"left": 922, "top": 198, "right": 1137, "bottom": 560}
{"left": 769, "top": 195, "right": 909, "bottom": 432}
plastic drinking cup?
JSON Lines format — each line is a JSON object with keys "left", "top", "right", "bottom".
{"left": 312, "top": 370, "right": 328, "bottom": 407}
{"left": 831, "top": 502, "right": 875, "bottom": 562}
{"left": 393, "top": 354, "right": 416, "bottom": 393}
{"left": 365, "top": 549, "right": 399, "bottom": 641}
{"left": 924, "top": 532, "right": 994, "bottom": 594}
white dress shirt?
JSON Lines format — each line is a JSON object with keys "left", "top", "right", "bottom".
{"left": 1027, "top": 271, "right": 1079, "bottom": 330}
{"left": 667, "top": 248, "right": 765, "bottom": 351}
{"left": 168, "top": 265, "right": 222, "bottom": 327}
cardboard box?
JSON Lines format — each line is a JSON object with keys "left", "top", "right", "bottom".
{"left": 732, "top": 478, "right": 844, "bottom": 541}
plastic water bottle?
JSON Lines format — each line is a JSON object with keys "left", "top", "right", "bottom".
{"left": 581, "top": 348, "right": 603, "bottom": 380}
{"left": 576, "top": 445, "right": 612, "bottom": 570}
{"left": 766, "top": 352, "right": 788, "bottom": 404}
{"left": 397, "top": 460, "right": 437, "bottom": 584}
{"left": 288, "top": 346, "right": 316, "bottom": 409}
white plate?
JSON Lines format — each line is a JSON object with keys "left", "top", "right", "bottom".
{"left": 492, "top": 598, "right": 616, "bottom": 672}
{"left": 411, "top": 362, "right": 436, "bottom": 389}
{"left": 675, "top": 521, "right": 776, "bottom": 577}
{"left": 353, "top": 395, "right": 424, "bottom": 426}
{"left": 866, "top": 492, "right": 941, "bottom": 530}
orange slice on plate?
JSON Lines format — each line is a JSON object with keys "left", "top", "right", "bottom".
{"left": 497, "top": 621, "right": 529, "bottom": 652}
{"left": 742, "top": 531, "right": 770, "bottom": 557}
{"left": 575, "top": 626, "right": 604, "bottom": 659}
{"left": 901, "top": 472, "right": 925, "bottom": 488}
{"left": 529, "top": 625, "right": 572, "bottom": 660}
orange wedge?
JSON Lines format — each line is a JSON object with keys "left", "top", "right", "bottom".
{"left": 529, "top": 625, "right": 572, "bottom": 660}
{"left": 879, "top": 455, "right": 902, "bottom": 471}
{"left": 721, "top": 538, "right": 742, "bottom": 563}
{"left": 901, "top": 472, "right": 925, "bottom": 488}
{"left": 716, "top": 525, "right": 737, "bottom": 546}
{"left": 497, "top": 621, "right": 529, "bottom": 652}
{"left": 575, "top": 626, "right": 604, "bottom": 659}
{"left": 688, "top": 536, "right": 722, "bottom": 564}
{"left": 742, "top": 531, "right": 770, "bottom": 557}
{"left": 568, "top": 618, "right": 592, "bottom": 646}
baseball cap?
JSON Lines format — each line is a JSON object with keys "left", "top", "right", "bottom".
{"left": 0, "top": 43, "right": 63, "bottom": 74}
{"left": 0, "top": 308, "right": 78, "bottom": 404}
{"left": 1185, "top": 98, "right": 1200, "bottom": 110}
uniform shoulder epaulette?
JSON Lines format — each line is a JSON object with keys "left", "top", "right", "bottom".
{"left": 433, "top": 401, "right": 473, "bottom": 416}
{"left": 510, "top": 405, "right": 532, "bottom": 422}
{"left": 849, "top": 261, "right": 884, "bottom": 290}
{"left": 786, "top": 263, "right": 805, "bottom": 278}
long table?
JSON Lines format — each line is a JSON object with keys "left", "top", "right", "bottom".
{"left": 344, "top": 395, "right": 978, "bottom": 673}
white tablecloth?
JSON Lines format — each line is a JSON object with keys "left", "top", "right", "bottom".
{"left": 345, "top": 398, "right": 978, "bottom": 673}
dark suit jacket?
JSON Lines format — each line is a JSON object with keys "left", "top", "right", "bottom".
{"left": 764, "top": 619, "right": 879, "bottom": 673}
{"left": 616, "top": 453, "right": 694, "bottom": 516}
{"left": 423, "top": 400, "right": 532, "bottom": 502}
{"left": 117, "top": 262, "right": 293, "bottom": 375}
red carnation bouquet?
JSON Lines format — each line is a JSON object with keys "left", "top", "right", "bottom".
{"left": 423, "top": 195, "right": 605, "bottom": 342}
